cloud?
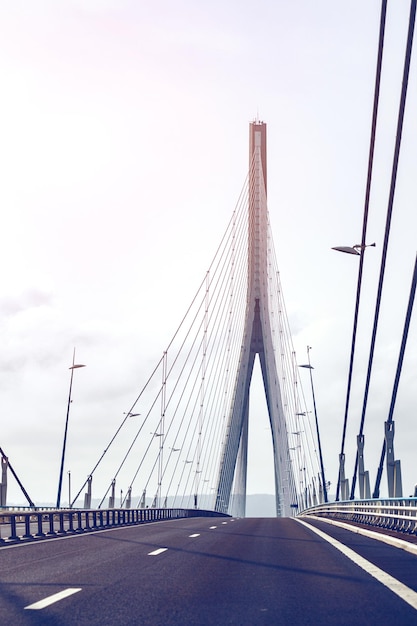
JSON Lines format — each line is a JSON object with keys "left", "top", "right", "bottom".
{"left": 0, "top": 287, "right": 54, "bottom": 318}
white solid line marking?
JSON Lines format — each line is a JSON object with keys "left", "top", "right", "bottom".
{"left": 25, "top": 588, "right": 82, "bottom": 610}
{"left": 297, "top": 519, "right": 417, "bottom": 611}
{"left": 189, "top": 533, "right": 200, "bottom": 537}
{"left": 305, "top": 514, "right": 417, "bottom": 557}
{"left": 209, "top": 526, "right": 217, "bottom": 529}
{"left": 148, "top": 547, "right": 168, "bottom": 556}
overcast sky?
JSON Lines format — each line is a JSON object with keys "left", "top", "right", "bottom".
{"left": 1, "top": 0, "right": 416, "bottom": 505}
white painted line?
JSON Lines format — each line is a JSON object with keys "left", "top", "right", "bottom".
{"left": 297, "top": 519, "right": 417, "bottom": 611}
{"left": 221, "top": 522, "right": 227, "bottom": 525}
{"left": 189, "top": 533, "right": 200, "bottom": 538}
{"left": 148, "top": 547, "right": 168, "bottom": 556}
{"left": 209, "top": 526, "right": 217, "bottom": 529}
{"left": 25, "top": 588, "right": 82, "bottom": 610}
{"left": 303, "top": 515, "right": 417, "bottom": 557}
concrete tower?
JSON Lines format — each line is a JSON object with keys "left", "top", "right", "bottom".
{"left": 215, "top": 121, "right": 292, "bottom": 517}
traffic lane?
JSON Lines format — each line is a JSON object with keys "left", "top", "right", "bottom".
{"left": 0, "top": 517, "right": 228, "bottom": 624}
{"left": 300, "top": 517, "right": 417, "bottom": 592}
{"left": 17, "top": 517, "right": 417, "bottom": 625}
{"left": 0, "top": 516, "right": 228, "bottom": 580}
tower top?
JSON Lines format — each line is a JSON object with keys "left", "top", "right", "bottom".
{"left": 249, "top": 120, "right": 267, "bottom": 195}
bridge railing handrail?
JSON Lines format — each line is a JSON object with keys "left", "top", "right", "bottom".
{"left": 0, "top": 507, "right": 230, "bottom": 545}
{"left": 299, "top": 497, "right": 417, "bottom": 535}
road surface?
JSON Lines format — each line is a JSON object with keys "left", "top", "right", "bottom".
{"left": 1, "top": 516, "right": 417, "bottom": 625}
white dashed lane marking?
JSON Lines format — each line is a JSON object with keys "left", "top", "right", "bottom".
{"left": 189, "top": 533, "right": 200, "bottom": 537}
{"left": 25, "top": 588, "right": 82, "bottom": 610}
{"left": 148, "top": 548, "right": 168, "bottom": 556}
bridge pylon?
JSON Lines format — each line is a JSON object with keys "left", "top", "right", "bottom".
{"left": 215, "top": 121, "right": 293, "bottom": 517}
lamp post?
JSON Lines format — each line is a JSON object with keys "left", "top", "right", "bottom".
{"left": 68, "top": 470, "right": 71, "bottom": 508}
{"left": 299, "top": 346, "right": 328, "bottom": 503}
{"left": 56, "top": 349, "right": 86, "bottom": 509}
{"left": 332, "top": 241, "right": 375, "bottom": 500}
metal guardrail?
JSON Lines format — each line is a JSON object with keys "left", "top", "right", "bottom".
{"left": 300, "top": 498, "right": 417, "bottom": 535}
{"left": 0, "top": 506, "right": 58, "bottom": 513}
{"left": 0, "top": 507, "right": 229, "bottom": 545}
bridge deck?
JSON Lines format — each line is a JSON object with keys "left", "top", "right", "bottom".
{"left": 1, "top": 516, "right": 417, "bottom": 624}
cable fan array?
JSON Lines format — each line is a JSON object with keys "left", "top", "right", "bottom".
{"left": 71, "top": 160, "right": 323, "bottom": 513}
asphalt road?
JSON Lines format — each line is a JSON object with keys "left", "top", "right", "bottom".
{"left": 1, "top": 516, "right": 417, "bottom": 625}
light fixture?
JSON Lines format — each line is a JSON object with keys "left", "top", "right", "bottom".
{"left": 331, "top": 242, "right": 376, "bottom": 255}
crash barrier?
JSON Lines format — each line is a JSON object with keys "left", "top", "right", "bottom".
{"left": 300, "top": 498, "right": 417, "bottom": 535}
{"left": 0, "top": 507, "right": 229, "bottom": 544}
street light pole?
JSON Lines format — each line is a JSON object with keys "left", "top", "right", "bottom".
{"left": 299, "top": 346, "right": 328, "bottom": 503}
{"left": 68, "top": 470, "right": 71, "bottom": 508}
{"left": 56, "top": 349, "right": 86, "bottom": 509}
{"left": 331, "top": 241, "right": 375, "bottom": 500}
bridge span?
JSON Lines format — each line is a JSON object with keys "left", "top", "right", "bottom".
{"left": 1, "top": 515, "right": 417, "bottom": 625}
{"left": 1, "top": 3, "right": 417, "bottom": 624}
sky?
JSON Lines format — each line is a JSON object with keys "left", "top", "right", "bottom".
{"left": 1, "top": 0, "right": 416, "bottom": 506}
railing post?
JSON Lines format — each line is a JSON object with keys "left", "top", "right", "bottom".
{"left": 35, "top": 512, "right": 46, "bottom": 537}
{"left": 58, "top": 511, "right": 66, "bottom": 535}
{"left": 68, "top": 511, "right": 75, "bottom": 533}
{"left": 8, "top": 514, "right": 20, "bottom": 541}
{"left": 76, "top": 511, "right": 84, "bottom": 532}
{"left": 46, "top": 513, "right": 57, "bottom": 536}
{"left": 23, "top": 513, "right": 32, "bottom": 539}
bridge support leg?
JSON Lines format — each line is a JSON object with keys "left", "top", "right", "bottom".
{"left": 108, "top": 479, "right": 116, "bottom": 508}
{"left": 84, "top": 475, "right": 92, "bottom": 508}
{"left": 126, "top": 486, "right": 132, "bottom": 509}
{"left": 385, "top": 421, "right": 403, "bottom": 497}
{"left": 232, "top": 412, "right": 248, "bottom": 517}
{"left": 394, "top": 460, "right": 402, "bottom": 497}
{"left": 357, "top": 435, "right": 370, "bottom": 499}
{"left": 0, "top": 455, "right": 7, "bottom": 507}
{"left": 341, "top": 478, "right": 350, "bottom": 501}
{"left": 312, "top": 476, "right": 318, "bottom": 506}
{"left": 338, "top": 453, "right": 345, "bottom": 500}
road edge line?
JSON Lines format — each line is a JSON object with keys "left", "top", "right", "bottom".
{"left": 296, "top": 518, "right": 417, "bottom": 611}
{"left": 300, "top": 515, "right": 417, "bottom": 556}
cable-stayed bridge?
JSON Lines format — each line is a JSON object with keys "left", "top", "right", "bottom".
{"left": 3, "top": 113, "right": 417, "bottom": 622}
{"left": 1, "top": 103, "right": 415, "bottom": 521}
{"left": 2, "top": 3, "right": 417, "bottom": 621}
{"left": 2, "top": 2, "right": 417, "bottom": 520}
{"left": 1, "top": 117, "right": 325, "bottom": 519}
{"left": 52, "top": 119, "right": 324, "bottom": 519}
